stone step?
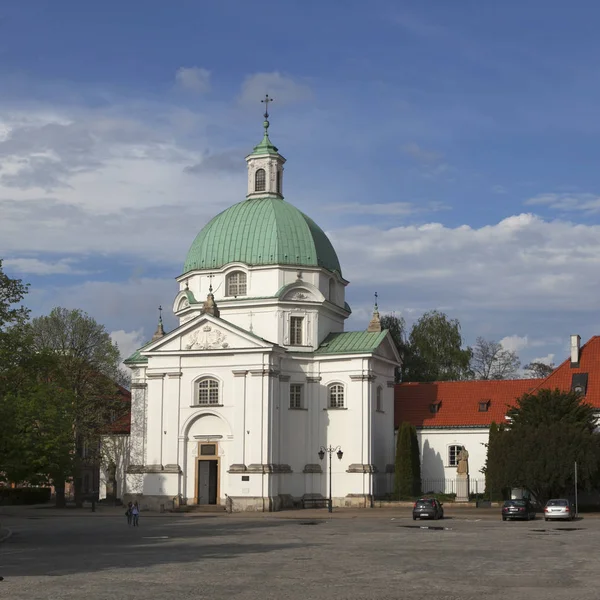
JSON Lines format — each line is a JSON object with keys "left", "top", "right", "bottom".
{"left": 175, "top": 504, "right": 227, "bottom": 513}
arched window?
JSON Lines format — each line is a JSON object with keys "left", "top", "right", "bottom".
{"left": 276, "top": 170, "right": 282, "bottom": 194}
{"left": 226, "top": 271, "right": 247, "bottom": 297}
{"left": 376, "top": 386, "right": 383, "bottom": 412}
{"left": 255, "top": 168, "right": 266, "bottom": 192}
{"left": 329, "top": 384, "right": 345, "bottom": 409}
{"left": 198, "top": 378, "right": 220, "bottom": 405}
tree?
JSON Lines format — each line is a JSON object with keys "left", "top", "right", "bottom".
{"left": 28, "top": 307, "right": 126, "bottom": 507}
{"left": 523, "top": 361, "right": 554, "bottom": 379}
{"left": 482, "top": 421, "right": 506, "bottom": 501}
{"left": 492, "top": 389, "right": 600, "bottom": 506}
{"left": 381, "top": 314, "right": 408, "bottom": 383}
{"left": 470, "top": 337, "right": 520, "bottom": 380}
{"left": 403, "top": 311, "right": 472, "bottom": 382}
{"left": 395, "top": 422, "right": 421, "bottom": 499}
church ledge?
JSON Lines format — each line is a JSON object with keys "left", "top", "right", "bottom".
{"left": 126, "top": 464, "right": 182, "bottom": 474}
{"left": 246, "top": 463, "right": 292, "bottom": 473}
{"left": 302, "top": 463, "right": 323, "bottom": 474}
{"left": 346, "top": 463, "right": 378, "bottom": 474}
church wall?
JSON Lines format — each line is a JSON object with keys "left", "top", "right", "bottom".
{"left": 417, "top": 427, "right": 489, "bottom": 495}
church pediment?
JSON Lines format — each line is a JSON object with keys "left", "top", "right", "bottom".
{"left": 373, "top": 333, "right": 402, "bottom": 364}
{"left": 141, "top": 314, "right": 275, "bottom": 355}
{"left": 278, "top": 281, "right": 325, "bottom": 303}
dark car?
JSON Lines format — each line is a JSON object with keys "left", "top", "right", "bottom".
{"left": 413, "top": 498, "right": 444, "bottom": 520}
{"left": 501, "top": 499, "right": 536, "bottom": 521}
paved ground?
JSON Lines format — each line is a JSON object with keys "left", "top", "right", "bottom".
{"left": 1, "top": 506, "right": 599, "bottom": 599}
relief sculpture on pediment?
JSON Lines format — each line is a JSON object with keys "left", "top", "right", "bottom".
{"left": 185, "top": 325, "right": 228, "bottom": 350}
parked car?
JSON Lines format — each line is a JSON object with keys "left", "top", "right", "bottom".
{"left": 501, "top": 499, "right": 536, "bottom": 521}
{"left": 544, "top": 499, "right": 574, "bottom": 521}
{"left": 413, "top": 498, "right": 444, "bottom": 520}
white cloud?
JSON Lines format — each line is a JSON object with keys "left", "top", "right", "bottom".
{"left": 110, "top": 328, "right": 146, "bottom": 363}
{"left": 175, "top": 67, "right": 211, "bottom": 94}
{"left": 529, "top": 353, "right": 556, "bottom": 366}
{"left": 499, "top": 335, "right": 529, "bottom": 353}
{"left": 239, "top": 72, "right": 312, "bottom": 107}
{"left": 329, "top": 212, "right": 600, "bottom": 313}
{"left": 3, "top": 257, "right": 86, "bottom": 275}
{"left": 525, "top": 193, "right": 600, "bottom": 214}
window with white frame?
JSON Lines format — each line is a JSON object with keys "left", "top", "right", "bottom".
{"left": 329, "top": 384, "right": 345, "bottom": 408}
{"left": 255, "top": 168, "right": 266, "bottom": 192}
{"left": 290, "top": 316, "right": 304, "bottom": 345}
{"left": 448, "top": 445, "right": 462, "bottom": 467}
{"left": 198, "top": 378, "right": 220, "bottom": 405}
{"left": 226, "top": 271, "right": 247, "bottom": 297}
{"left": 290, "top": 384, "right": 303, "bottom": 409}
{"left": 276, "top": 170, "right": 282, "bottom": 194}
{"left": 376, "top": 386, "right": 383, "bottom": 412}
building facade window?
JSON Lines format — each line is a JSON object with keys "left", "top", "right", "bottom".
{"left": 329, "top": 384, "right": 345, "bottom": 408}
{"left": 276, "top": 170, "right": 281, "bottom": 194}
{"left": 478, "top": 401, "right": 490, "bottom": 412}
{"left": 376, "top": 386, "right": 383, "bottom": 412}
{"left": 448, "top": 445, "right": 462, "bottom": 467}
{"left": 290, "top": 316, "right": 304, "bottom": 345}
{"left": 290, "top": 384, "right": 303, "bottom": 409}
{"left": 198, "top": 378, "right": 220, "bottom": 405}
{"left": 255, "top": 168, "right": 266, "bottom": 192}
{"left": 226, "top": 271, "right": 247, "bottom": 297}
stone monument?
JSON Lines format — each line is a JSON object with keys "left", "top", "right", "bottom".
{"left": 456, "top": 447, "right": 469, "bottom": 502}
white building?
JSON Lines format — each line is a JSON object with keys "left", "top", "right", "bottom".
{"left": 122, "top": 109, "right": 400, "bottom": 511}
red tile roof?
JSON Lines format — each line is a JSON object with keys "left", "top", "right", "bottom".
{"left": 395, "top": 379, "right": 543, "bottom": 428}
{"left": 395, "top": 335, "right": 600, "bottom": 429}
{"left": 529, "top": 335, "right": 600, "bottom": 406}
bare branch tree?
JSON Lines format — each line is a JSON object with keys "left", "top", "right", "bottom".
{"left": 523, "top": 361, "right": 554, "bottom": 379}
{"left": 471, "top": 337, "right": 520, "bottom": 380}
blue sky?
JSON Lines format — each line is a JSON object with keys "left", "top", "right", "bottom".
{"left": 2, "top": 1, "right": 600, "bottom": 368}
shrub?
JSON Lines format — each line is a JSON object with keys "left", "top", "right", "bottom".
{"left": 0, "top": 487, "right": 52, "bottom": 505}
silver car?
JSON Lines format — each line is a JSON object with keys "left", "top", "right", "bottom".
{"left": 544, "top": 499, "right": 574, "bottom": 521}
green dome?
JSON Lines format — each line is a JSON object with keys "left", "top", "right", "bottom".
{"left": 183, "top": 197, "right": 342, "bottom": 275}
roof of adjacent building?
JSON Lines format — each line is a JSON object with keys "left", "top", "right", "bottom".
{"left": 315, "top": 330, "right": 389, "bottom": 355}
{"left": 395, "top": 379, "right": 544, "bottom": 429}
{"left": 183, "top": 197, "right": 342, "bottom": 275}
{"left": 395, "top": 335, "right": 600, "bottom": 429}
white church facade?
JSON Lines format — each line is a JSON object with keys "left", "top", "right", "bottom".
{"left": 122, "top": 105, "right": 400, "bottom": 511}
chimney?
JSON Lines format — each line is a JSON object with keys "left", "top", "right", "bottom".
{"left": 570, "top": 334, "right": 581, "bottom": 367}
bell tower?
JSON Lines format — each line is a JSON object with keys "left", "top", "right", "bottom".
{"left": 245, "top": 94, "right": 286, "bottom": 200}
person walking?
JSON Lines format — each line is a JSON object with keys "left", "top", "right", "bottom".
{"left": 132, "top": 501, "right": 140, "bottom": 527}
{"left": 125, "top": 501, "right": 133, "bottom": 526}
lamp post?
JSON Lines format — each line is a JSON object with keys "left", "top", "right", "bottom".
{"left": 318, "top": 445, "right": 343, "bottom": 513}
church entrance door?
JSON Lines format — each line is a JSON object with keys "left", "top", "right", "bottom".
{"left": 197, "top": 459, "right": 218, "bottom": 505}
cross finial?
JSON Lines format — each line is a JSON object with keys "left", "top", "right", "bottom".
{"left": 158, "top": 305, "right": 163, "bottom": 323}
{"left": 374, "top": 292, "right": 378, "bottom": 310}
{"left": 261, "top": 94, "right": 273, "bottom": 119}
{"left": 208, "top": 274, "right": 214, "bottom": 294}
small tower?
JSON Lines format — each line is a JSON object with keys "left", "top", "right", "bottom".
{"left": 152, "top": 305, "right": 166, "bottom": 341}
{"left": 367, "top": 292, "right": 382, "bottom": 333}
{"left": 201, "top": 285, "right": 220, "bottom": 318}
{"left": 245, "top": 94, "right": 286, "bottom": 200}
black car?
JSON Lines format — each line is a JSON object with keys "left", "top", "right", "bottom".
{"left": 413, "top": 498, "right": 444, "bottom": 520}
{"left": 501, "top": 499, "right": 536, "bottom": 521}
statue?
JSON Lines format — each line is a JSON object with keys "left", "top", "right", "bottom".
{"left": 456, "top": 447, "right": 469, "bottom": 476}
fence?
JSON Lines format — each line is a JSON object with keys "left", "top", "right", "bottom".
{"left": 419, "top": 478, "right": 487, "bottom": 497}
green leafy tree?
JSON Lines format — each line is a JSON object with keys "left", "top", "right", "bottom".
{"left": 493, "top": 389, "right": 600, "bottom": 505}
{"left": 471, "top": 337, "right": 520, "bottom": 380}
{"left": 28, "top": 307, "right": 126, "bottom": 507}
{"left": 403, "top": 311, "right": 472, "bottom": 382}
{"left": 395, "top": 422, "right": 421, "bottom": 498}
{"left": 380, "top": 314, "right": 408, "bottom": 383}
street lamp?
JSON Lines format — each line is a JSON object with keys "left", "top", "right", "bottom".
{"left": 318, "top": 445, "right": 343, "bottom": 513}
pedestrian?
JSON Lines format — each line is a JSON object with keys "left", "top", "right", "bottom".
{"left": 125, "top": 501, "right": 133, "bottom": 526}
{"left": 132, "top": 501, "right": 140, "bottom": 527}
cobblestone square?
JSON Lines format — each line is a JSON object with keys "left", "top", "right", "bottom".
{"left": 1, "top": 508, "right": 598, "bottom": 600}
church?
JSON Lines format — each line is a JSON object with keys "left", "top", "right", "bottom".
{"left": 121, "top": 102, "right": 400, "bottom": 511}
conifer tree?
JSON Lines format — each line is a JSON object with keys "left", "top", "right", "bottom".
{"left": 395, "top": 422, "right": 418, "bottom": 499}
